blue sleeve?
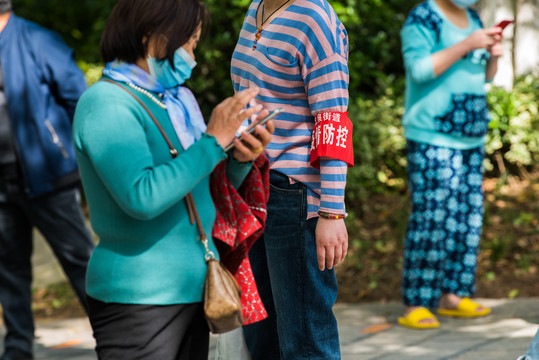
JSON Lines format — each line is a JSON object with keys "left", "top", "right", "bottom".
{"left": 401, "top": 24, "right": 436, "bottom": 84}
{"left": 31, "top": 27, "right": 87, "bottom": 120}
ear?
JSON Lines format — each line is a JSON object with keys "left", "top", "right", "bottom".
{"left": 146, "top": 34, "right": 168, "bottom": 59}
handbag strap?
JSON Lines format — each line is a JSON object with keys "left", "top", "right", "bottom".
{"left": 100, "top": 79, "right": 215, "bottom": 261}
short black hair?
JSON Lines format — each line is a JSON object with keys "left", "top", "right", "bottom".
{"left": 101, "top": 0, "right": 208, "bottom": 66}
{"left": 0, "top": 0, "right": 12, "bottom": 14}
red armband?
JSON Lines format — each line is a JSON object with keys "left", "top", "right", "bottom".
{"left": 310, "top": 111, "right": 354, "bottom": 168}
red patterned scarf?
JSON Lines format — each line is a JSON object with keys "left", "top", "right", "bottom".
{"left": 210, "top": 155, "right": 269, "bottom": 325}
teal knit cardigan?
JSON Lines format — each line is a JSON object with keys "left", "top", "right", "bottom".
{"left": 73, "top": 80, "right": 251, "bottom": 305}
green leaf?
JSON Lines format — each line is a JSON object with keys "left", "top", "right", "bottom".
{"left": 508, "top": 289, "right": 519, "bottom": 299}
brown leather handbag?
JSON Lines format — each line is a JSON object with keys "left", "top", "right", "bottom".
{"left": 102, "top": 79, "right": 244, "bottom": 334}
{"left": 186, "top": 192, "right": 244, "bottom": 334}
{"left": 203, "top": 257, "right": 243, "bottom": 333}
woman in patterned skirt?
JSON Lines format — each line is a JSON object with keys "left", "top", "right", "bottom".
{"left": 398, "top": 0, "right": 504, "bottom": 329}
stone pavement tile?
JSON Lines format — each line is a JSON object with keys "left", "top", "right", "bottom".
{"left": 33, "top": 318, "right": 96, "bottom": 360}
{"left": 450, "top": 324, "right": 538, "bottom": 360}
{"left": 450, "top": 338, "right": 531, "bottom": 360}
{"left": 32, "top": 230, "right": 68, "bottom": 289}
{"left": 341, "top": 327, "right": 444, "bottom": 359}
{"left": 339, "top": 299, "right": 539, "bottom": 360}
{"left": 35, "top": 346, "right": 96, "bottom": 360}
{"left": 2, "top": 298, "right": 538, "bottom": 359}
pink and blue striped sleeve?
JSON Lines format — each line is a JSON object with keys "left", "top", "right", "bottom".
{"left": 302, "top": 15, "right": 350, "bottom": 215}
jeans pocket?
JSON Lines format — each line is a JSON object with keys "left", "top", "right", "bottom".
{"left": 434, "top": 94, "right": 490, "bottom": 137}
{"left": 265, "top": 181, "right": 305, "bottom": 250}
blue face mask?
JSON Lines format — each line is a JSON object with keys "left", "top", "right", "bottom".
{"left": 147, "top": 47, "right": 197, "bottom": 89}
{"left": 451, "top": 0, "right": 479, "bottom": 8}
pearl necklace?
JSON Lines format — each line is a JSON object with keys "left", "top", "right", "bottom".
{"left": 126, "top": 82, "right": 167, "bottom": 109}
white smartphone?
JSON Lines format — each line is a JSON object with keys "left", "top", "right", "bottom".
{"left": 224, "top": 108, "right": 283, "bottom": 152}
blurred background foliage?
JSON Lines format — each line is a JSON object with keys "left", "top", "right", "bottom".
{"left": 11, "top": 0, "right": 539, "bottom": 304}
{"left": 12, "top": 0, "right": 538, "bottom": 204}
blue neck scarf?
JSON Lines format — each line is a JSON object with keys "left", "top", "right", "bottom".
{"left": 103, "top": 61, "right": 206, "bottom": 150}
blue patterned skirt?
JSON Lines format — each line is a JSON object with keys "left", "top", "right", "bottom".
{"left": 402, "top": 140, "right": 485, "bottom": 308}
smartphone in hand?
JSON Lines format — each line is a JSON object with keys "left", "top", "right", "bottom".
{"left": 496, "top": 20, "right": 514, "bottom": 31}
{"left": 224, "top": 108, "right": 283, "bottom": 152}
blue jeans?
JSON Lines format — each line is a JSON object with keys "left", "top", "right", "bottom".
{"left": 243, "top": 171, "right": 340, "bottom": 360}
{"left": 518, "top": 328, "right": 539, "bottom": 360}
{"left": 0, "top": 177, "right": 94, "bottom": 358}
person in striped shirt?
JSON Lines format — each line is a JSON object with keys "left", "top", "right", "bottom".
{"left": 230, "top": 0, "right": 352, "bottom": 358}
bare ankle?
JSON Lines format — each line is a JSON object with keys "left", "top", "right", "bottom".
{"left": 439, "top": 294, "right": 462, "bottom": 308}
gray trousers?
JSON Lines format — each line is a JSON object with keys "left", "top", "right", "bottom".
{"left": 215, "top": 328, "right": 251, "bottom": 360}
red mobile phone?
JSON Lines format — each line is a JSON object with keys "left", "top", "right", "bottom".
{"left": 496, "top": 20, "right": 514, "bottom": 30}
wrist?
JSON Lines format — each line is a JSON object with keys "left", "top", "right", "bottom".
{"left": 230, "top": 151, "right": 253, "bottom": 164}
{"left": 318, "top": 211, "right": 347, "bottom": 220}
{"left": 458, "top": 39, "right": 473, "bottom": 57}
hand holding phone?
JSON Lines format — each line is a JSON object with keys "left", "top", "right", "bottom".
{"left": 495, "top": 20, "right": 514, "bottom": 31}
{"left": 224, "top": 108, "right": 283, "bottom": 152}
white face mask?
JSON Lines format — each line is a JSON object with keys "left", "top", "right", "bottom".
{"left": 451, "top": 0, "right": 479, "bottom": 8}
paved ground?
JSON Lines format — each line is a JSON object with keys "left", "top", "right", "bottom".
{"left": 1, "top": 298, "right": 537, "bottom": 359}
{"left": 336, "top": 298, "right": 538, "bottom": 360}
{"left": 0, "top": 232, "right": 537, "bottom": 359}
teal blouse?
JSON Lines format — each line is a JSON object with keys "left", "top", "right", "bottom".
{"left": 401, "top": 0, "right": 491, "bottom": 150}
{"left": 73, "top": 80, "right": 251, "bottom": 305}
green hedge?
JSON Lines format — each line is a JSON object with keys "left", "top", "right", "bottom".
{"left": 485, "top": 74, "right": 539, "bottom": 177}
{"left": 12, "top": 0, "right": 421, "bottom": 115}
{"left": 346, "top": 75, "right": 407, "bottom": 205}
{"left": 346, "top": 74, "right": 539, "bottom": 208}
{"left": 12, "top": 0, "right": 537, "bottom": 205}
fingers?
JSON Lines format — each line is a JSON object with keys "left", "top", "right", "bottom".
{"left": 239, "top": 131, "right": 264, "bottom": 152}
{"left": 486, "top": 27, "right": 503, "bottom": 36}
{"left": 326, "top": 245, "right": 335, "bottom": 270}
{"left": 231, "top": 138, "right": 252, "bottom": 159}
{"left": 251, "top": 121, "right": 274, "bottom": 146}
{"left": 253, "top": 109, "right": 270, "bottom": 123}
{"left": 239, "top": 105, "right": 264, "bottom": 124}
{"left": 333, "top": 243, "right": 343, "bottom": 269}
{"left": 484, "top": 35, "right": 495, "bottom": 47}
{"left": 220, "top": 88, "right": 261, "bottom": 127}
{"left": 315, "top": 219, "right": 348, "bottom": 271}
{"left": 232, "top": 88, "right": 260, "bottom": 114}
{"left": 327, "top": 234, "right": 348, "bottom": 269}
{"left": 336, "top": 233, "right": 348, "bottom": 267}
{"left": 317, "top": 245, "right": 326, "bottom": 271}
{"left": 342, "top": 237, "right": 348, "bottom": 262}
{"left": 320, "top": 242, "right": 347, "bottom": 270}
{"left": 265, "top": 119, "right": 275, "bottom": 135}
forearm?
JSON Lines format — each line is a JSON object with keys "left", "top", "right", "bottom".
{"left": 92, "top": 134, "right": 226, "bottom": 220}
{"left": 432, "top": 39, "right": 471, "bottom": 77}
{"left": 486, "top": 56, "right": 499, "bottom": 81}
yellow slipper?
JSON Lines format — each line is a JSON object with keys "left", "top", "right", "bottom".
{"left": 436, "top": 298, "right": 491, "bottom": 318}
{"left": 398, "top": 307, "right": 440, "bottom": 329}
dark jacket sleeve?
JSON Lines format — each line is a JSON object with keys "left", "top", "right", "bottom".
{"left": 27, "top": 23, "right": 87, "bottom": 120}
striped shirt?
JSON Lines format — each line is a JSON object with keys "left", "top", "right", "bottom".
{"left": 231, "top": 0, "right": 350, "bottom": 219}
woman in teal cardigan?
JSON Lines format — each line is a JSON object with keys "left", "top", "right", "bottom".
{"left": 72, "top": 0, "right": 273, "bottom": 358}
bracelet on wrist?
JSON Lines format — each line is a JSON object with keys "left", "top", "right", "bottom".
{"left": 318, "top": 211, "right": 348, "bottom": 220}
